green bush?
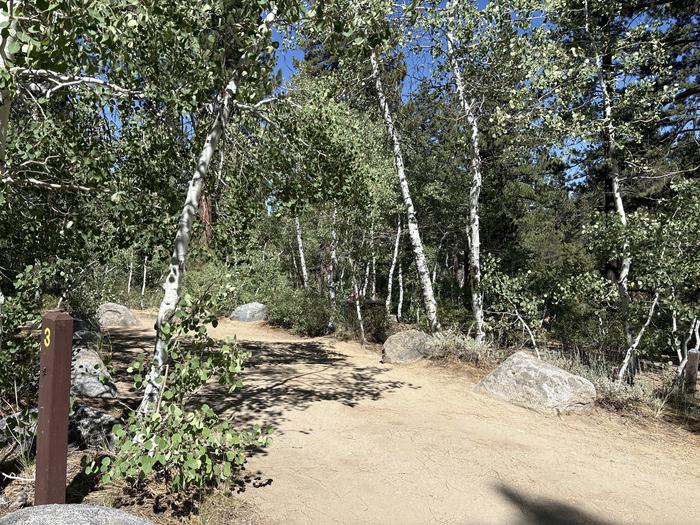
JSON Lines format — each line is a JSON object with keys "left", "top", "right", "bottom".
{"left": 0, "top": 266, "right": 44, "bottom": 464}
{"left": 267, "top": 286, "right": 332, "bottom": 337}
{"left": 89, "top": 291, "right": 269, "bottom": 492}
{"left": 343, "top": 299, "right": 388, "bottom": 343}
{"left": 182, "top": 258, "right": 237, "bottom": 315}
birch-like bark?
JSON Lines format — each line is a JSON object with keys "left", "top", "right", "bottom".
{"left": 350, "top": 260, "right": 366, "bottom": 344}
{"left": 127, "top": 256, "right": 133, "bottom": 295}
{"left": 386, "top": 218, "right": 401, "bottom": 314}
{"left": 618, "top": 292, "right": 659, "bottom": 382}
{"left": 361, "top": 261, "right": 370, "bottom": 298}
{"left": 432, "top": 232, "right": 448, "bottom": 286}
{"left": 370, "top": 218, "right": 377, "bottom": 300}
{"left": 678, "top": 318, "right": 699, "bottom": 376}
{"left": 139, "top": 77, "right": 238, "bottom": 414}
{"left": 671, "top": 288, "right": 682, "bottom": 363}
{"left": 294, "top": 216, "right": 309, "bottom": 289}
{"left": 328, "top": 207, "right": 338, "bottom": 313}
{"left": 397, "top": 262, "right": 404, "bottom": 321}
{"left": 0, "top": 289, "right": 5, "bottom": 353}
{"left": 140, "top": 256, "right": 148, "bottom": 309}
{"left": 371, "top": 52, "right": 440, "bottom": 333}
{"left": 446, "top": 31, "right": 484, "bottom": 343}
{"left": 0, "top": 10, "right": 17, "bottom": 169}
{"left": 585, "top": 0, "right": 632, "bottom": 348}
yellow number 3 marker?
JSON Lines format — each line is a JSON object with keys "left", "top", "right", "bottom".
{"left": 43, "top": 327, "right": 51, "bottom": 348}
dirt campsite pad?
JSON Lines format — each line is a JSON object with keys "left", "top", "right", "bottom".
{"left": 105, "top": 314, "right": 700, "bottom": 525}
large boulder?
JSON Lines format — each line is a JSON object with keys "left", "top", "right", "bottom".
{"left": 69, "top": 405, "right": 119, "bottom": 450}
{"left": 230, "top": 302, "right": 268, "bottom": 322}
{"left": 71, "top": 348, "right": 117, "bottom": 399}
{"left": 382, "top": 329, "right": 432, "bottom": 363}
{"left": 477, "top": 352, "right": 596, "bottom": 414}
{"left": 97, "top": 303, "right": 137, "bottom": 329}
{"left": 0, "top": 504, "right": 154, "bottom": 524}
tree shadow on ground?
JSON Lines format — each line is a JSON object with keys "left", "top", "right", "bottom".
{"left": 198, "top": 339, "right": 411, "bottom": 434}
{"left": 102, "top": 329, "right": 412, "bottom": 442}
{"left": 495, "top": 484, "right": 615, "bottom": 525}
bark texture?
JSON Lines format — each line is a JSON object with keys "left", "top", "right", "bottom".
{"left": 446, "top": 31, "right": 484, "bottom": 342}
{"left": 0, "top": 11, "right": 16, "bottom": 168}
{"left": 295, "top": 216, "right": 309, "bottom": 289}
{"left": 386, "top": 218, "right": 402, "bottom": 314}
{"left": 139, "top": 77, "right": 238, "bottom": 414}
{"left": 371, "top": 52, "right": 440, "bottom": 333}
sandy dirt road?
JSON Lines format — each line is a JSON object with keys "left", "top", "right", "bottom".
{"left": 114, "top": 315, "right": 700, "bottom": 525}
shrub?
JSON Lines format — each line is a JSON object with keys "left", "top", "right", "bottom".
{"left": 182, "top": 258, "right": 237, "bottom": 315}
{"left": 267, "top": 286, "right": 332, "bottom": 337}
{"left": 0, "top": 266, "right": 44, "bottom": 464}
{"left": 426, "top": 329, "right": 501, "bottom": 367}
{"left": 543, "top": 353, "right": 665, "bottom": 411}
{"left": 89, "top": 291, "right": 269, "bottom": 492}
{"left": 343, "top": 299, "right": 388, "bottom": 343}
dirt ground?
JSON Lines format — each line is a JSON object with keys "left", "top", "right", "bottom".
{"left": 93, "top": 313, "right": 699, "bottom": 525}
{"left": 5, "top": 313, "right": 698, "bottom": 525}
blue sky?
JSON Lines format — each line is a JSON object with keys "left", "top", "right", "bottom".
{"left": 273, "top": 0, "right": 491, "bottom": 96}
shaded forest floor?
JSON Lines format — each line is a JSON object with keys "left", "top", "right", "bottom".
{"left": 5, "top": 313, "right": 700, "bottom": 524}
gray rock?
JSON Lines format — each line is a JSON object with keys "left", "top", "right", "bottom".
{"left": 0, "top": 504, "right": 154, "bottom": 525}
{"left": 71, "top": 348, "right": 117, "bottom": 399}
{"left": 477, "top": 351, "right": 597, "bottom": 414}
{"left": 382, "top": 329, "right": 431, "bottom": 363}
{"left": 69, "top": 406, "right": 119, "bottom": 450}
{"left": 97, "top": 303, "right": 137, "bottom": 329}
{"left": 230, "top": 302, "right": 268, "bottom": 322}
{"left": 73, "top": 329, "right": 100, "bottom": 345}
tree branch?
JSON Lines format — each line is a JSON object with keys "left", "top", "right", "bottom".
{"left": 11, "top": 67, "right": 143, "bottom": 99}
{"left": 2, "top": 175, "right": 92, "bottom": 192}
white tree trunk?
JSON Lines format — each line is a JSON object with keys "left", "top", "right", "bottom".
{"left": 328, "top": 207, "right": 338, "bottom": 313}
{"left": 386, "top": 218, "right": 401, "bottom": 314}
{"left": 294, "top": 216, "right": 309, "bottom": 289}
{"left": 127, "top": 256, "right": 133, "bottom": 295}
{"left": 585, "top": 0, "right": 633, "bottom": 348}
{"left": 361, "top": 261, "right": 370, "bottom": 298}
{"left": 618, "top": 293, "right": 659, "bottom": 382}
{"left": 350, "top": 259, "right": 366, "bottom": 344}
{"left": 140, "top": 256, "right": 148, "bottom": 309}
{"left": 0, "top": 289, "right": 5, "bottom": 353}
{"left": 139, "top": 77, "right": 238, "bottom": 414}
{"left": 370, "top": 52, "right": 440, "bottom": 333}
{"left": 0, "top": 10, "right": 17, "bottom": 168}
{"left": 447, "top": 31, "right": 485, "bottom": 343}
{"left": 369, "top": 218, "right": 377, "bottom": 300}
{"left": 397, "top": 262, "right": 404, "bottom": 321}
{"left": 670, "top": 288, "right": 682, "bottom": 363}
{"left": 678, "top": 318, "right": 699, "bottom": 376}
{"left": 431, "top": 232, "right": 448, "bottom": 287}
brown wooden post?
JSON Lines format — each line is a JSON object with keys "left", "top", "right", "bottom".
{"left": 686, "top": 350, "right": 699, "bottom": 393}
{"left": 35, "top": 311, "right": 73, "bottom": 505}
